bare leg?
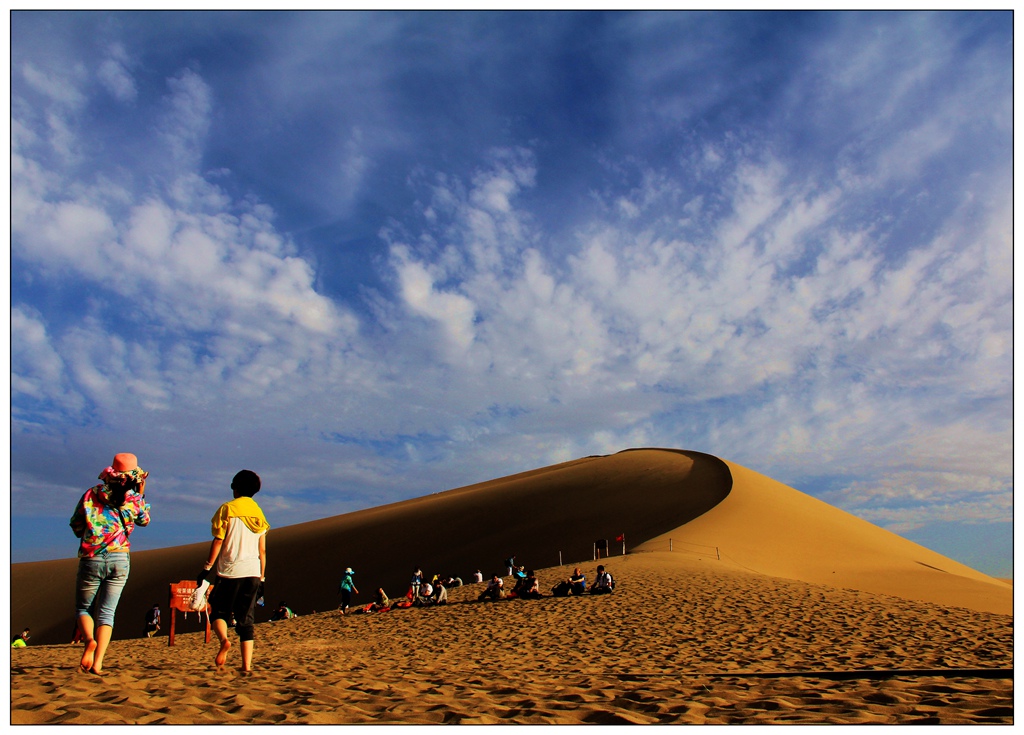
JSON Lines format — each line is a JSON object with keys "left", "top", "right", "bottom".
{"left": 89, "top": 625, "right": 114, "bottom": 674}
{"left": 213, "top": 618, "right": 231, "bottom": 667}
{"left": 78, "top": 615, "right": 97, "bottom": 671}
{"left": 240, "top": 639, "right": 254, "bottom": 672}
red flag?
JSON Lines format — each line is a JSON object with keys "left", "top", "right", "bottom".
{"left": 615, "top": 534, "right": 625, "bottom": 542}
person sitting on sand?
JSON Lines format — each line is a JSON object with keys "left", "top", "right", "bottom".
{"left": 471, "top": 570, "right": 483, "bottom": 584}
{"left": 519, "top": 571, "right": 542, "bottom": 599}
{"left": 591, "top": 565, "right": 614, "bottom": 595}
{"left": 11, "top": 628, "right": 30, "bottom": 648}
{"left": 508, "top": 566, "right": 529, "bottom": 597}
{"left": 433, "top": 580, "right": 449, "bottom": 606}
{"left": 201, "top": 469, "right": 269, "bottom": 674}
{"left": 478, "top": 573, "right": 504, "bottom": 601}
{"left": 369, "top": 588, "right": 390, "bottom": 612}
{"left": 568, "top": 567, "right": 586, "bottom": 595}
{"left": 415, "top": 581, "right": 435, "bottom": 606}
{"left": 271, "top": 601, "right": 295, "bottom": 620}
{"left": 440, "top": 574, "right": 463, "bottom": 588}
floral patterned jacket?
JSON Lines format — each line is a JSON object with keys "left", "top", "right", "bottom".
{"left": 70, "top": 484, "right": 151, "bottom": 558}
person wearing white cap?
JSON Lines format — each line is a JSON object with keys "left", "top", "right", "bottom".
{"left": 338, "top": 567, "right": 359, "bottom": 615}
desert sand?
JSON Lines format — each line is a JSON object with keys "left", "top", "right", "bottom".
{"left": 10, "top": 448, "right": 1013, "bottom": 724}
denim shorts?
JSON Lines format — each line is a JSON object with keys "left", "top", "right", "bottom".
{"left": 76, "top": 553, "right": 130, "bottom": 628}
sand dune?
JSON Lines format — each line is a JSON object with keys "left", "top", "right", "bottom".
{"left": 639, "top": 457, "right": 1012, "bottom": 615}
{"left": 10, "top": 448, "right": 1013, "bottom": 724}
{"left": 11, "top": 447, "right": 1010, "bottom": 645}
{"left": 13, "top": 449, "right": 731, "bottom": 645}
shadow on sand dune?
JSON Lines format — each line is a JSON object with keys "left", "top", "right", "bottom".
{"left": 12, "top": 449, "right": 731, "bottom": 645}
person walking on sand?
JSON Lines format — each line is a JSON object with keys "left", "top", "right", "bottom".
{"left": 338, "top": 567, "right": 359, "bottom": 615}
{"left": 200, "top": 470, "right": 269, "bottom": 673}
{"left": 70, "top": 453, "right": 151, "bottom": 675}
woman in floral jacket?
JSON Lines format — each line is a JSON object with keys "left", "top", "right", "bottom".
{"left": 70, "top": 453, "right": 151, "bottom": 675}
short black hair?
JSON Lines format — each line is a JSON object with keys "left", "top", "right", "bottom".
{"left": 231, "top": 469, "right": 261, "bottom": 497}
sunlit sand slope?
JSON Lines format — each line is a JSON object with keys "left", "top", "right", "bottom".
{"left": 638, "top": 459, "right": 1011, "bottom": 615}
{"left": 12, "top": 449, "right": 730, "bottom": 644}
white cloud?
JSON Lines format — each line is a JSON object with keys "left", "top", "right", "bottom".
{"left": 8, "top": 16, "right": 1011, "bottom": 547}
{"left": 392, "top": 245, "right": 477, "bottom": 354}
{"left": 97, "top": 44, "right": 137, "bottom": 102}
{"left": 21, "top": 62, "right": 86, "bottom": 108}
{"left": 10, "top": 308, "right": 82, "bottom": 416}
{"left": 160, "top": 70, "right": 213, "bottom": 172}
{"left": 12, "top": 66, "right": 362, "bottom": 430}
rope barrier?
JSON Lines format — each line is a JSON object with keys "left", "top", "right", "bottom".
{"left": 668, "top": 539, "right": 720, "bottom": 560}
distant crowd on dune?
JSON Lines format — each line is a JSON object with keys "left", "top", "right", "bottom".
{"left": 328, "top": 556, "right": 617, "bottom": 616}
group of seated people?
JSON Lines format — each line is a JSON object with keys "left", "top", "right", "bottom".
{"left": 478, "top": 564, "right": 615, "bottom": 600}
{"left": 550, "top": 565, "right": 615, "bottom": 597}
{"left": 477, "top": 567, "right": 542, "bottom": 601}
{"left": 362, "top": 577, "right": 450, "bottom": 613}
{"left": 413, "top": 579, "right": 449, "bottom": 606}
{"left": 270, "top": 601, "right": 296, "bottom": 620}
{"left": 360, "top": 563, "right": 615, "bottom": 612}
{"left": 434, "top": 574, "right": 463, "bottom": 588}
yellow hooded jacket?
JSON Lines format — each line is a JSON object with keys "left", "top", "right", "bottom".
{"left": 211, "top": 496, "right": 270, "bottom": 579}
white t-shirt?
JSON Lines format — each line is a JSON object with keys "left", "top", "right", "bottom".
{"left": 216, "top": 516, "right": 265, "bottom": 579}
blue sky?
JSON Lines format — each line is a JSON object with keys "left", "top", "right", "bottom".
{"left": 9, "top": 11, "right": 1013, "bottom": 576}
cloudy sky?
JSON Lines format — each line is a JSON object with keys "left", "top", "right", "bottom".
{"left": 9, "top": 11, "right": 1013, "bottom": 576}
